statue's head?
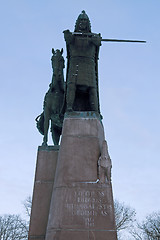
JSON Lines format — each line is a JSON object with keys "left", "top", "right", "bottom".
{"left": 74, "top": 10, "right": 91, "bottom": 33}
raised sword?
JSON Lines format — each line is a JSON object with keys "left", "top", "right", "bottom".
{"left": 71, "top": 32, "right": 146, "bottom": 43}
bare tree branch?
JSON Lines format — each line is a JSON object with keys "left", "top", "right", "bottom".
{"left": 23, "top": 196, "right": 32, "bottom": 218}
{"left": 114, "top": 199, "right": 136, "bottom": 232}
{"left": 0, "top": 214, "right": 28, "bottom": 240}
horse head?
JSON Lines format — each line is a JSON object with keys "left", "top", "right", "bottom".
{"left": 51, "top": 48, "right": 64, "bottom": 78}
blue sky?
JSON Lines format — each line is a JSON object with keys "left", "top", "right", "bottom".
{"left": 0, "top": 0, "right": 160, "bottom": 220}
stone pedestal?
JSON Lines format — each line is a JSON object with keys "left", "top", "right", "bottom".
{"left": 29, "top": 146, "right": 59, "bottom": 240}
{"left": 45, "top": 112, "right": 117, "bottom": 239}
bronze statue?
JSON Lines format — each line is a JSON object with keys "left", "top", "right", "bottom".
{"left": 63, "top": 10, "right": 146, "bottom": 114}
{"left": 63, "top": 10, "right": 101, "bottom": 113}
{"left": 35, "top": 11, "right": 146, "bottom": 145}
{"left": 36, "top": 49, "right": 65, "bottom": 145}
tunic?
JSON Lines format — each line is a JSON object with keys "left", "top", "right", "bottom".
{"left": 64, "top": 32, "right": 101, "bottom": 88}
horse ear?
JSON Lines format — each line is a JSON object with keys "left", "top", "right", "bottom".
{"left": 60, "top": 48, "right": 63, "bottom": 55}
{"left": 52, "top": 48, "right": 55, "bottom": 54}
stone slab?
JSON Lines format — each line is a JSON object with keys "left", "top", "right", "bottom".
{"left": 54, "top": 117, "right": 105, "bottom": 187}
{"left": 62, "top": 117, "right": 104, "bottom": 139}
{"left": 35, "top": 147, "right": 58, "bottom": 181}
{"left": 29, "top": 237, "right": 45, "bottom": 240}
{"left": 45, "top": 230, "right": 116, "bottom": 240}
{"left": 55, "top": 136, "right": 100, "bottom": 185}
{"left": 28, "top": 147, "right": 59, "bottom": 239}
{"left": 46, "top": 230, "right": 88, "bottom": 240}
{"left": 89, "top": 230, "right": 117, "bottom": 240}
{"left": 29, "top": 183, "right": 54, "bottom": 235}
{"left": 46, "top": 183, "right": 115, "bottom": 231}
{"left": 45, "top": 116, "right": 117, "bottom": 239}
{"left": 64, "top": 111, "right": 102, "bottom": 120}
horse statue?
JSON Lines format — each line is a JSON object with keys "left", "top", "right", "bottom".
{"left": 36, "top": 48, "right": 65, "bottom": 145}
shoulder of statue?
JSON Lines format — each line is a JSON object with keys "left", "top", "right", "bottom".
{"left": 63, "top": 29, "right": 71, "bottom": 34}
{"left": 63, "top": 29, "right": 74, "bottom": 43}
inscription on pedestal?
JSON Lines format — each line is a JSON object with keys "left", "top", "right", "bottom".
{"left": 64, "top": 188, "right": 113, "bottom": 229}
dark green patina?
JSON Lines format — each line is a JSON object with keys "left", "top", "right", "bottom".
{"left": 36, "top": 48, "right": 65, "bottom": 146}
{"left": 63, "top": 10, "right": 101, "bottom": 113}
{"left": 36, "top": 10, "right": 146, "bottom": 145}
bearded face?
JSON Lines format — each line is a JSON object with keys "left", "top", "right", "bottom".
{"left": 74, "top": 11, "right": 91, "bottom": 33}
{"left": 78, "top": 19, "right": 88, "bottom": 32}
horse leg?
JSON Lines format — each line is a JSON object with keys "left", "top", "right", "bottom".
{"left": 42, "top": 108, "right": 50, "bottom": 146}
{"left": 51, "top": 126, "right": 61, "bottom": 145}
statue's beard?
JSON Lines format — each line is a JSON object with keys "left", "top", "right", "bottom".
{"left": 78, "top": 24, "right": 88, "bottom": 32}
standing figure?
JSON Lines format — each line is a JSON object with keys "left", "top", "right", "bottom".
{"left": 36, "top": 48, "right": 65, "bottom": 145}
{"left": 98, "top": 140, "right": 112, "bottom": 184}
{"left": 63, "top": 10, "right": 101, "bottom": 113}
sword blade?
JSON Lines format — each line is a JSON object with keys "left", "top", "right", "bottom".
{"left": 71, "top": 32, "right": 146, "bottom": 43}
{"left": 102, "top": 39, "right": 146, "bottom": 43}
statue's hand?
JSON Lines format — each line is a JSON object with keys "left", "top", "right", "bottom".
{"left": 63, "top": 29, "right": 72, "bottom": 37}
{"left": 63, "top": 29, "right": 70, "bottom": 34}
{"left": 91, "top": 35, "right": 102, "bottom": 46}
{"left": 63, "top": 29, "right": 73, "bottom": 43}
